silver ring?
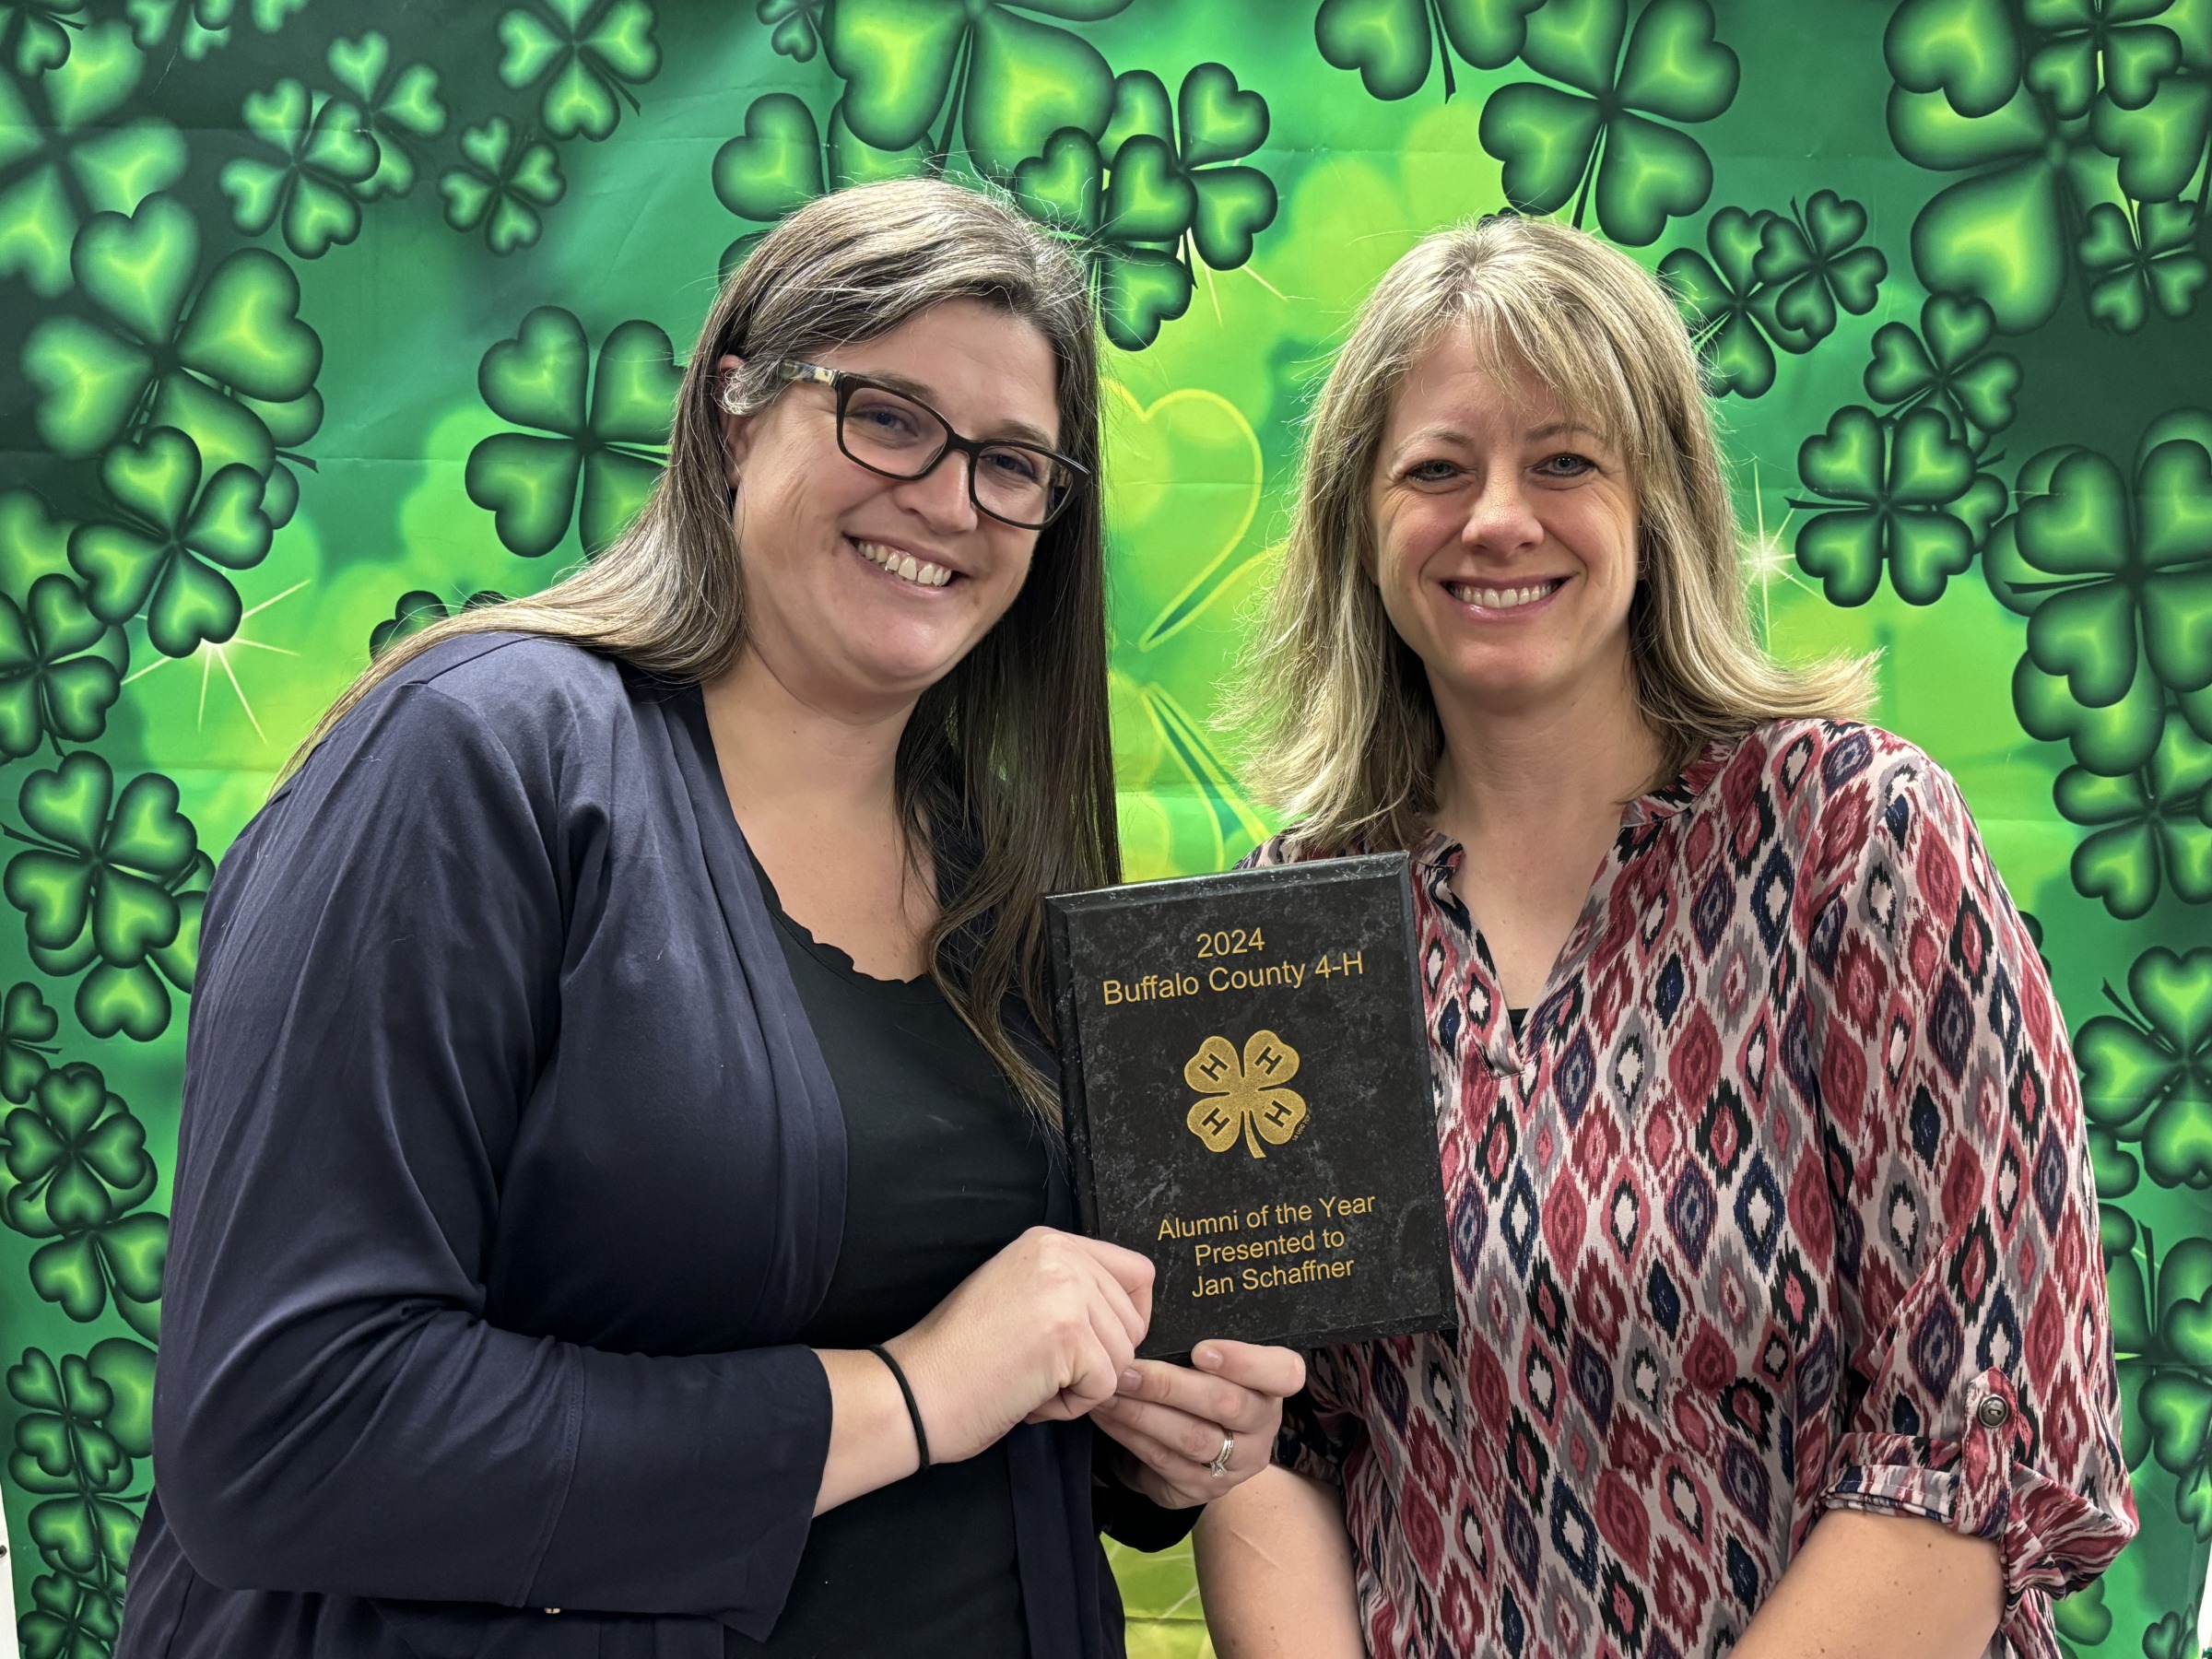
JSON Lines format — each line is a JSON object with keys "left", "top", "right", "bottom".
{"left": 1206, "top": 1433, "right": 1234, "bottom": 1478}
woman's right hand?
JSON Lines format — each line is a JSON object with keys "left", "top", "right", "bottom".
{"left": 888, "top": 1226, "right": 1155, "bottom": 1464}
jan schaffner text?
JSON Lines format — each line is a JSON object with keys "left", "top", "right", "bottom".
{"left": 1157, "top": 1194, "right": 1376, "bottom": 1299}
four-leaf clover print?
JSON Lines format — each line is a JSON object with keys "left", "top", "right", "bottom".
{"left": 1661, "top": 187, "right": 1888, "bottom": 399}
{"left": 1792, "top": 406, "right": 2005, "bottom": 605}
{"left": 0, "top": 20, "right": 186, "bottom": 298}
{"left": 826, "top": 0, "right": 1127, "bottom": 180}
{"left": 498, "top": 0, "right": 660, "bottom": 143}
{"left": 1659, "top": 205, "right": 1817, "bottom": 398}
{"left": 2080, "top": 945, "right": 2212, "bottom": 1189}
{"left": 2054, "top": 711, "right": 2212, "bottom": 917}
{"left": 1100, "top": 64, "right": 1277, "bottom": 272}
{"left": 6, "top": 1340, "right": 157, "bottom": 1611}
{"left": 22, "top": 1571, "right": 125, "bottom": 1659}
{"left": 1011, "top": 64, "right": 1277, "bottom": 349}
{"left": 2, "top": 751, "right": 206, "bottom": 1041}
{"left": 0, "top": 1062, "right": 166, "bottom": 1336}
{"left": 441, "top": 115, "right": 566, "bottom": 254}
{"left": 1985, "top": 410, "right": 2212, "bottom": 774}
{"left": 465, "top": 308, "right": 680, "bottom": 559}
{"left": 1314, "top": 0, "right": 1542, "bottom": 100}
{"left": 2078, "top": 198, "right": 2207, "bottom": 333}
{"left": 1478, "top": 0, "right": 1739, "bottom": 246}
{"left": 68, "top": 425, "right": 273, "bottom": 658}
{"left": 218, "top": 77, "right": 377, "bottom": 260}
{"left": 0, "top": 575, "right": 125, "bottom": 759}
{"left": 2025, "top": 0, "right": 2189, "bottom": 120}
{"left": 1751, "top": 191, "right": 1888, "bottom": 344}
{"left": 20, "top": 193, "right": 324, "bottom": 479}
{"left": 1014, "top": 126, "right": 1188, "bottom": 348}
{"left": 0, "top": 1062, "right": 147, "bottom": 1244}
{"left": 326, "top": 30, "right": 446, "bottom": 201}
{"left": 1862, "top": 292, "right": 2022, "bottom": 439}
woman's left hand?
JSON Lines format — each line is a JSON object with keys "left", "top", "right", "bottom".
{"left": 1090, "top": 1340, "right": 1306, "bottom": 1509}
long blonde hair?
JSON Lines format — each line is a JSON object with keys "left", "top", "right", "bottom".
{"left": 289, "top": 179, "right": 1116, "bottom": 1117}
{"left": 1244, "top": 214, "right": 1873, "bottom": 854}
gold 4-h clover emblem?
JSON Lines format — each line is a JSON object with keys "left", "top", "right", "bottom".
{"left": 1184, "top": 1030, "right": 1308, "bottom": 1159}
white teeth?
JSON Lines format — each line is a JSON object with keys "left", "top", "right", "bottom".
{"left": 1449, "top": 580, "right": 1557, "bottom": 610}
{"left": 853, "top": 539, "right": 953, "bottom": 589}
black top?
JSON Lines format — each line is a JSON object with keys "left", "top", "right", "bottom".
{"left": 117, "top": 636, "right": 1181, "bottom": 1659}
{"left": 1508, "top": 1006, "right": 1527, "bottom": 1040}
{"left": 735, "top": 865, "right": 1047, "bottom": 1656}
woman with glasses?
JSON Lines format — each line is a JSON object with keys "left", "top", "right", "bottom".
{"left": 115, "top": 179, "right": 1303, "bottom": 1659}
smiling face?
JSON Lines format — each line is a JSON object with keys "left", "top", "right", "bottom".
{"left": 1368, "top": 326, "right": 1641, "bottom": 722}
{"left": 718, "top": 296, "right": 1062, "bottom": 718}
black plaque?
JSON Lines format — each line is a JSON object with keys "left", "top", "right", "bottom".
{"left": 1045, "top": 854, "right": 1450, "bottom": 1359}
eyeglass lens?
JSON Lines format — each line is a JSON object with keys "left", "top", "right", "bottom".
{"left": 839, "top": 383, "right": 1070, "bottom": 527}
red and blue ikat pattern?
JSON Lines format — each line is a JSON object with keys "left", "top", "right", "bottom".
{"left": 1257, "top": 721, "right": 2135, "bottom": 1659}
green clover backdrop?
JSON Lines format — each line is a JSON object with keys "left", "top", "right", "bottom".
{"left": 0, "top": 0, "right": 2208, "bottom": 1653}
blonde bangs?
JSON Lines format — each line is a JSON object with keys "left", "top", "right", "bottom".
{"left": 1457, "top": 288, "right": 1638, "bottom": 466}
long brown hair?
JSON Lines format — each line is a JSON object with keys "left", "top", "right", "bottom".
{"left": 1243, "top": 214, "right": 1872, "bottom": 854}
{"left": 288, "top": 179, "right": 1117, "bottom": 1116}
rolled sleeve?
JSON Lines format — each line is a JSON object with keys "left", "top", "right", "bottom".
{"left": 1827, "top": 1370, "right": 2131, "bottom": 1620}
{"left": 1815, "top": 752, "right": 2136, "bottom": 1652}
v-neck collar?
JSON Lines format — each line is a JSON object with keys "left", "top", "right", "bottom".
{"left": 1409, "top": 733, "right": 1737, "bottom": 873}
{"left": 1410, "top": 732, "right": 1742, "bottom": 1076}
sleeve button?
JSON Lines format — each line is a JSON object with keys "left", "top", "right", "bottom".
{"left": 1973, "top": 1395, "right": 2009, "bottom": 1429}
{"left": 544, "top": 1608, "right": 561, "bottom": 1616}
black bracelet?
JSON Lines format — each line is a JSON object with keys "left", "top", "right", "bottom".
{"left": 868, "top": 1344, "right": 931, "bottom": 1471}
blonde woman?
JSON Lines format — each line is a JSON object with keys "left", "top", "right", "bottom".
{"left": 1194, "top": 217, "right": 2134, "bottom": 1658}
{"left": 118, "top": 181, "right": 1300, "bottom": 1659}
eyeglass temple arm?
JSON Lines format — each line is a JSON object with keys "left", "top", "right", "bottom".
{"left": 772, "top": 360, "right": 838, "bottom": 388}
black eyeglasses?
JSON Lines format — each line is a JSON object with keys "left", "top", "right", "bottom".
{"left": 769, "top": 359, "right": 1087, "bottom": 530}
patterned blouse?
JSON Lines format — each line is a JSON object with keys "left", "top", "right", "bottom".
{"left": 1254, "top": 719, "right": 2136, "bottom": 1659}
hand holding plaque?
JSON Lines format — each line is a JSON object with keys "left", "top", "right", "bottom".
{"left": 1046, "top": 854, "right": 1451, "bottom": 1359}
{"left": 1089, "top": 1337, "right": 1306, "bottom": 1506}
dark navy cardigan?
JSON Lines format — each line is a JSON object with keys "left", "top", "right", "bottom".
{"left": 116, "top": 633, "right": 1181, "bottom": 1659}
